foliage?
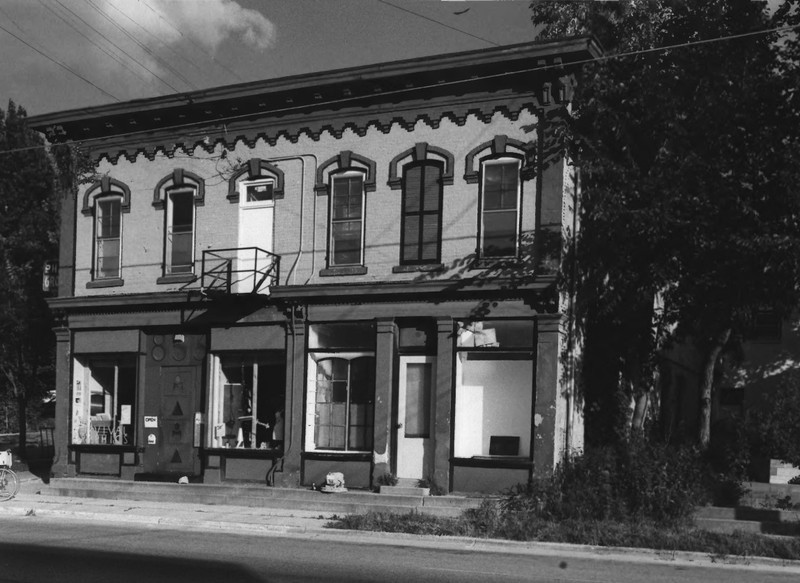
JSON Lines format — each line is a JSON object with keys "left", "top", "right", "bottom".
{"left": 328, "top": 510, "right": 800, "bottom": 560}
{"left": 417, "top": 475, "right": 447, "bottom": 496}
{"left": 533, "top": 0, "right": 800, "bottom": 446}
{"left": 375, "top": 472, "right": 398, "bottom": 487}
{"left": 747, "top": 373, "right": 800, "bottom": 467}
{"left": 0, "top": 101, "right": 59, "bottom": 450}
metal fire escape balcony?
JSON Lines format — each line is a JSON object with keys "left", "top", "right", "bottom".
{"left": 201, "top": 247, "right": 280, "bottom": 296}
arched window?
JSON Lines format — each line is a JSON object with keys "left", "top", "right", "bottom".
{"left": 153, "top": 169, "right": 204, "bottom": 279}
{"left": 480, "top": 156, "right": 522, "bottom": 258}
{"left": 329, "top": 170, "right": 366, "bottom": 267}
{"left": 400, "top": 160, "right": 443, "bottom": 265}
{"left": 82, "top": 176, "right": 130, "bottom": 285}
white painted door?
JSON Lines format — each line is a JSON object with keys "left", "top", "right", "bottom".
{"left": 396, "top": 356, "right": 435, "bottom": 480}
{"left": 237, "top": 181, "right": 274, "bottom": 294}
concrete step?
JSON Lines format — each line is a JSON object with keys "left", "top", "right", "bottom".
{"left": 694, "top": 505, "right": 800, "bottom": 536}
{"left": 379, "top": 485, "right": 430, "bottom": 496}
{"left": 42, "top": 478, "right": 484, "bottom": 518}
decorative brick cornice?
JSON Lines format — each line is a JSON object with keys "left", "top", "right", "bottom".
{"left": 152, "top": 168, "right": 205, "bottom": 209}
{"left": 81, "top": 175, "right": 131, "bottom": 216}
{"left": 227, "top": 158, "right": 285, "bottom": 203}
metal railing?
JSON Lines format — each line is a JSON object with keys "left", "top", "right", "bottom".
{"left": 201, "top": 247, "right": 280, "bottom": 295}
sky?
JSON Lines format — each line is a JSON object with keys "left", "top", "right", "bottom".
{"left": 0, "top": 0, "right": 538, "bottom": 117}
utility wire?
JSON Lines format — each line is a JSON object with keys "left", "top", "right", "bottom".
{"left": 2, "top": 21, "right": 799, "bottom": 157}
{"left": 82, "top": 0, "right": 198, "bottom": 91}
{"left": 0, "top": 21, "right": 120, "bottom": 102}
{"left": 39, "top": 0, "right": 166, "bottom": 90}
{"left": 375, "top": 0, "right": 500, "bottom": 46}
{"left": 102, "top": 0, "right": 215, "bottom": 84}
{"left": 140, "top": 0, "right": 246, "bottom": 83}
{"left": 51, "top": 0, "right": 183, "bottom": 94}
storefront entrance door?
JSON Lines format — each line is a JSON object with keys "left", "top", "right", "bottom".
{"left": 396, "top": 356, "right": 435, "bottom": 480}
{"left": 156, "top": 366, "right": 199, "bottom": 475}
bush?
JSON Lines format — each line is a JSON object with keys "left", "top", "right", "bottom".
{"left": 501, "top": 440, "right": 707, "bottom": 525}
{"left": 747, "top": 372, "right": 800, "bottom": 467}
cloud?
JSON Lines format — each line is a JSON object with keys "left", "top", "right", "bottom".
{"left": 123, "top": 0, "right": 277, "bottom": 53}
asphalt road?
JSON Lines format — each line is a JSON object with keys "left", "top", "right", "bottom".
{"left": 0, "top": 516, "right": 797, "bottom": 583}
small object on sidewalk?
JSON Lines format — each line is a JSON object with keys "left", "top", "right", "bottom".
{"left": 320, "top": 471, "right": 346, "bottom": 493}
{"left": 178, "top": 476, "right": 189, "bottom": 484}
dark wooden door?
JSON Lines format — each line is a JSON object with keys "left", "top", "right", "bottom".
{"left": 156, "top": 366, "right": 199, "bottom": 474}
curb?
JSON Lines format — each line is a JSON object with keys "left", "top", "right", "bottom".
{"left": 2, "top": 501, "right": 800, "bottom": 573}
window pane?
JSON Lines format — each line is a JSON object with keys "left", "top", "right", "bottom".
{"left": 457, "top": 320, "right": 535, "bottom": 348}
{"left": 404, "top": 166, "right": 422, "bottom": 213}
{"left": 483, "top": 162, "right": 518, "bottom": 211}
{"left": 246, "top": 182, "right": 273, "bottom": 202}
{"left": 420, "top": 214, "right": 439, "bottom": 261}
{"left": 483, "top": 209, "right": 517, "bottom": 257}
{"left": 170, "top": 191, "right": 194, "bottom": 229}
{"left": 333, "top": 176, "right": 363, "bottom": 219}
{"left": 349, "top": 357, "right": 375, "bottom": 405}
{"left": 405, "top": 362, "right": 431, "bottom": 437}
{"left": 309, "top": 323, "right": 375, "bottom": 350}
{"left": 98, "top": 199, "right": 121, "bottom": 238}
{"left": 170, "top": 231, "right": 193, "bottom": 272}
{"left": 331, "top": 220, "right": 362, "bottom": 265}
{"left": 72, "top": 356, "right": 136, "bottom": 446}
{"left": 422, "top": 164, "right": 441, "bottom": 212}
{"left": 454, "top": 355, "right": 532, "bottom": 458}
{"left": 402, "top": 215, "right": 420, "bottom": 262}
{"left": 97, "top": 239, "right": 120, "bottom": 279}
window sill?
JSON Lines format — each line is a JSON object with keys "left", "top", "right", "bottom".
{"left": 157, "top": 273, "right": 197, "bottom": 285}
{"left": 86, "top": 278, "right": 124, "bottom": 289}
{"left": 302, "top": 451, "right": 371, "bottom": 462}
{"left": 392, "top": 263, "right": 444, "bottom": 273}
{"left": 204, "top": 447, "right": 283, "bottom": 459}
{"left": 453, "top": 456, "right": 532, "bottom": 469}
{"left": 68, "top": 444, "right": 138, "bottom": 453}
{"left": 319, "top": 266, "right": 368, "bottom": 277}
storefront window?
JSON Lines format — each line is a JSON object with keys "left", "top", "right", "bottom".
{"left": 453, "top": 320, "right": 534, "bottom": 458}
{"left": 72, "top": 356, "right": 136, "bottom": 445}
{"left": 208, "top": 352, "right": 285, "bottom": 450}
{"left": 306, "top": 322, "right": 375, "bottom": 453}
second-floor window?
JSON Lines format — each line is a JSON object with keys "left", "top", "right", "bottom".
{"left": 329, "top": 171, "right": 365, "bottom": 267}
{"left": 480, "top": 157, "right": 521, "bottom": 258}
{"left": 401, "top": 161, "right": 443, "bottom": 264}
{"left": 166, "top": 189, "right": 195, "bottom": 274}
{"left": 95, "top": 197, "right": 122, "bottom": 279}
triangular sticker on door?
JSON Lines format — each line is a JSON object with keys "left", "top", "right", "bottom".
{"left": 171, "top": 449, "right": 182, "bottom": 464}
{"left": 171, "top": 401, "right": 184, "bottom": 416}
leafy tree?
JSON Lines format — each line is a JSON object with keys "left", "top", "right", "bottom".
{"left": 0, "top": 101, "right": 59, "bottom": 457}
{"left": 533, "top": 0, "right": 800, "bottom": 446}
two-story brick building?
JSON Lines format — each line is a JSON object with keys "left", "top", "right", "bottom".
{"left": 30, "top": 38, "right": 601, "bottom": 493}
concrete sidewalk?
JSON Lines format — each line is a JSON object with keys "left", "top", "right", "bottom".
{"left": 3, "top": 471, "right": 800, "bottom": 575}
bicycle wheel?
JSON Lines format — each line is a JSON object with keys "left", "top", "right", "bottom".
{"left": 0, "top": 468, "right": 19, "bottom": 501}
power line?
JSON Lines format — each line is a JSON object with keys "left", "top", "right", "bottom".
{"left": 3, "top": 21, "right": 799, "bottom": 157}
{"left": 375, "top": 0, "right": 499, "bottom": 47}
{"left": 38, "top": 0, "right": 166, "bottom": 90}
{"left": 82, "top": 0, "right": 198, "bottom": 91}
{"left": 51, "top": 0, "right": 183, "bottom": 94}
{"left": 0, "top": 20, "right": 120, "bottom": 102}
{"left": 140, "top": 0, "right": 246, "bottom": 83}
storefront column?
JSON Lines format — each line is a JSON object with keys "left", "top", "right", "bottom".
{"left": 276, "top": 318, "right": 304, "bottom": 488}
{"left": 533, "top": 315, "right": 562, "bottom": 477}
{"left": 52, "top": 327, "right": 71, "bottom": 477}
{"left": 434, "top": 317, "right": 454, "bottom": 492}
{"left": 372, "top": 318, "right": 396, "bottom": 481}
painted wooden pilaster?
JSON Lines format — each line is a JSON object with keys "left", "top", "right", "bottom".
{"left": 276, "top": 318, "right": 305, "bottom": 488}
{"left": 533, "top": 315, "right": 562, "bottom": 476}
{"left": 434, "top": 317, "right": 454, "bottom": 492}
{"left": 372, "top": 318, "right": 396, "bottom": 482}
{"left": 52, "top": 327, "right": 71, "bottom": 477}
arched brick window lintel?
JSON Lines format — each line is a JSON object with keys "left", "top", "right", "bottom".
{"left": 152, "top": 168, "right": 205, "bottom": 209}
{"left": 463, "top": 136, "right": 534, "bottom": 184}
{"left": 226, "top": 158, "right": 285, "bottom": 203}
{"left": 388, "top": 143, "right": 455, "bottom": 190}
{"left": 315, "top": 150, "right": 376, "bottom": 195}
{"left": 82, "top": 176, "right": 131, "bottom": 216}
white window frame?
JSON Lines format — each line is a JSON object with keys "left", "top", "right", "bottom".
{"left": 305, "top": 351, "right": 375, "bottom": 453}
{"left": 165, "top": 188, "right": 196, "bottom": 274}
{"left": 480, "top": 156, "right": 522, "bottom": 259}
{"left": 94, "top": 195, "right": 122, "bottom": 280}
{"left": 328, "top": 170, "right": 366, "bottom": 267}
